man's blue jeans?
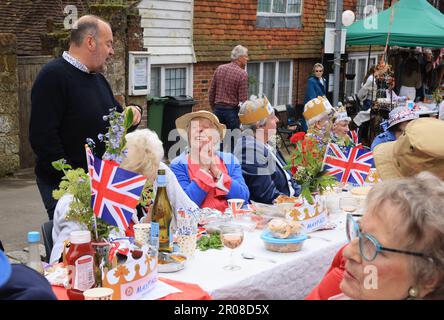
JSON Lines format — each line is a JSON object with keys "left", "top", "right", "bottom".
{"left": 214, "top": 106, "right": 241, "bottom": 153}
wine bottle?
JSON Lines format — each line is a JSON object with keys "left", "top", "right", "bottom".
{"left": 151, "top": 169, "right": 173, "bottom": 252}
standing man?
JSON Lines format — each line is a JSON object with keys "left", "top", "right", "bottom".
{"left": 209, "top": 45, "right": 249, "bottom": 152}
{"left": 29, "top": 15, "right": 142, "bottom": 220}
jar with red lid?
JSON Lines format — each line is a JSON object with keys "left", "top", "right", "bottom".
{"left": 66, "top": 230, "right": 96, "bottom": 300}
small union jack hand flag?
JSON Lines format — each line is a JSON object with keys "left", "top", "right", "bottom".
{"left": 85, "top": 146, "right": 147, "bottom": 232}
{"left": 348, "top": 130, "right": 363, "bottom": 148}
{"left": 322, "top": 143, "right": 374, "bottom": 186}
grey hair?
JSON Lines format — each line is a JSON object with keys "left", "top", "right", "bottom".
{"left": 120, "top": 129, "right": 164, "bottom": 181}
{"left": 70, "top": 15, "right": 109, "bottom": 47}
{"left": 312, "top": 63, "right": 324, "bottom": 72}
{"left": 231, "top": 45, "right": 248, "bottom": 60}
{"left": 365, "top": 172, "right": 444, "bottom": 299}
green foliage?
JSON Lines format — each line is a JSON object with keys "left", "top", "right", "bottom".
{"left": 52, "top": 159, "right": 116, "bottom": 241}
{"left": 288, "top": 134, "right": 337, "bottom": 204}
{"left": 197, "top": 233, "right": 224, "bottom": 251}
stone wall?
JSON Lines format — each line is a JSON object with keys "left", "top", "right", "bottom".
{"left": 0, "top": 33, "right": 20, "bottom": 177}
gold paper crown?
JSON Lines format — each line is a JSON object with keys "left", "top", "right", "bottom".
{"left": 239, "top": 96, "right": 272, "bottom": 124}
{"left": 102, "top": 247, "right": 158, "bottom": 300}
{"left": 288, "top": 199, "right": 324, "bottom": 221}
{"left": 303, "top": 96, "right": 329, "bottom": 122}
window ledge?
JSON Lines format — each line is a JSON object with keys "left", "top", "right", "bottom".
{"left": 257, "top": 13, "right": 301, "bottom": 17}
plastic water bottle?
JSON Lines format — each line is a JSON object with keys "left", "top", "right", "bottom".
{"left": 26, "top": 231, "right": 44, "bottom": 274}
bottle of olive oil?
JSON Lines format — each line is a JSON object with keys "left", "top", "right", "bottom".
{"left": 151, "top": 169, "right": 173, "bottom": 252}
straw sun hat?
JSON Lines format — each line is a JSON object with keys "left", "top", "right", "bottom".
{"left": 175, "top": 110, "right": 226, "bottom": 141}
{"left": 374, "top": 118, "right": 444, "bottom": 180}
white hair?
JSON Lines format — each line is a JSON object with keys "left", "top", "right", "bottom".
{"left": 231, "top": 45, "right": 248, "bottom": 60}
{"left": 120, "top": 129, "right": 164, "bottom": 181}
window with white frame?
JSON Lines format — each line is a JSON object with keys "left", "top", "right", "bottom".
{"left": 356, "top": 0, "right": 384, "bottom": 20}
{"left": 247, "top": 61, "right": 293, "bottom": 106}
{"left": 345, "top": 54, "right": 379, "bottom": 97}
{"left": 257, "top": 0, "right": 303, "bottom": 15}
{"left": 150, "top": 65, "right": 193, "bottom": 97}
{"left": 326, "top": 0, "right": 337, "bottom": 22}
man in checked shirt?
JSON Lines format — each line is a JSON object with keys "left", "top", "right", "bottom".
{"left": 209, "top": 45, "right": 249, "bottom": 153}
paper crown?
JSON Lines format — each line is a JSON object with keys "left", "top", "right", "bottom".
{"left": 303, "top": 96, "right": 331, "bottom": 124}
{"left": 102, "top": 245, "right": 158, "bottom": 300}
{"left": 239, "top": 96, "right": 274, "bottom": 124}
{"left": 286, "top": 194, "right": 328, "bottom": 233}
{"left": 334, "top": 106, "right": 351, "bottom": 123}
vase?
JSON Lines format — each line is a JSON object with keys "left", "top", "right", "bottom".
{"left": 285, "top": 193, "right": 328, "bottom": 233}
{"left": 92, "top": 241, "right": 111, "bottom": 287}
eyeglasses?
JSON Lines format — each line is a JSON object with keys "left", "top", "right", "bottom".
{"left": 315, "top": 70, "right": 323, "bottom": 73}
{"left": 346, "top": 214, "right": 428, "bottom": 262}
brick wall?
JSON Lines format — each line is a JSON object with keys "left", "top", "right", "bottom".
{"left": 194, "top": 0, "right": 330, "bottom": 62}
{"left": 192, "top": 62, "right": 219, "bottom": 111}
{"left": 0, "top": 33, "right": 20, "bottom": 177}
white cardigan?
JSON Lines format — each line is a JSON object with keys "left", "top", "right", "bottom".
{"left": 50, "top": 162, "right": 198, "bottom": 264}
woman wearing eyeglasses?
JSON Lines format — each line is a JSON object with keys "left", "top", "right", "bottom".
{"left": 302, "top": 63, "right": 327, "bottom": 132}
{"left": 307, "top": 172, "right": 444, "bottom": 300}
{"left": 339, "top": 172, "right": 444, "bottom": 300}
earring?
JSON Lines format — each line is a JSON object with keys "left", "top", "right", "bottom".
{"left": 408, "top": 287, "right": 419, "bottom": 298}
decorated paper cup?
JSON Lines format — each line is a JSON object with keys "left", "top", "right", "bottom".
{"left": 133, "top": 223, "right": 151, "bottom": 246}
{"left": 227, "top": 198, "right": 245, "bottom": 213}
{"left": 83, "top": 287, "right": 114, "bottom": 300}
{"left": 176, "top": 234, "right": 197, "bottom": 259}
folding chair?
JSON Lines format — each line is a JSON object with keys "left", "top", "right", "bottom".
{"left": 41, "top": 220, "right": 54, "bottom": 263}
{"left": 275, "top": 106, "right": 300, "bottom": 154}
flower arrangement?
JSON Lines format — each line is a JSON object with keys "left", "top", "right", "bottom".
{"left": 287, "top": 131, "right": 336, "bottom": 204}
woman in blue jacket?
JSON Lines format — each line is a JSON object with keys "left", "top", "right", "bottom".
{"left": 303, "top": 63, "right": 327, "bottom": 131}
{"left": 170, "top": 111, "right": 249, "bottom": 212}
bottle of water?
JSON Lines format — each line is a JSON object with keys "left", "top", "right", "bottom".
{"left": 27, "top": 231, "right": 44, "bottom": 274}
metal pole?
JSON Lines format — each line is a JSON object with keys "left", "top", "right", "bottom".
{"left": 333, "top": 0, "right": 344, "bottom": 107}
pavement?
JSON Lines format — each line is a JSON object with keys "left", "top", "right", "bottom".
{"left": 0, "top": 168, "right": 48, "bottom": 260}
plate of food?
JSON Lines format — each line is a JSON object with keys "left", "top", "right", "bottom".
{"left": 158, "top": 252, "right": 187, "bottom": 273}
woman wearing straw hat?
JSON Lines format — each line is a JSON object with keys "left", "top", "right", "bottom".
{"left": 233, "top": 96, "right": 301, "bottom": 204}
{"left": 370, "top": 106, "right": 418, "bottom": 150}
{"left": 170, "top": 111, "right": 249, "bottom": 212}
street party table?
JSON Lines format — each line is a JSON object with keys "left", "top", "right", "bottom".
{"left": 161, "top": 214, "right": 348, "bottom": 300}
{"left": 52, "top": 277, "right": 212, "bottom": 300}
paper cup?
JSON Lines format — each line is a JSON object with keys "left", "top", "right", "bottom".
{"left": 227, "top": 198, "right": 245, "bottom": 213}
{"left": 83, "top": 287, "right": 114, "bottom": 300}
{"left": 133, "top": 223, "right": 151, "bottom": 246}
{"left": 176, "top": 234, "right": 197, "bottom": 259}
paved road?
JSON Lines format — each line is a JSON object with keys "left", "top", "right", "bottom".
{"left": 0, "top": 169, "right": 48, "bottom": 252}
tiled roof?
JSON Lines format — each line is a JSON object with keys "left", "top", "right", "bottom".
{"left": 0, "top": 0, "right": 87, "bottom": 56}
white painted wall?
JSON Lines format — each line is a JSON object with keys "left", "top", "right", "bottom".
{"left": 138, "top": 0, "right": 196, "bottom": 65}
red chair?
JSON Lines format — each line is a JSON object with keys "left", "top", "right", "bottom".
{"left": 305, "top": 244, "right": 347, "bottom": 300}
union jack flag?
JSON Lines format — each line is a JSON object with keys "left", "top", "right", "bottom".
{"left": 322, "top": 143, "right": 374, "bottom": 186}
{"left": 348, "top": 130, "right": 363, "bottom": 148}
{"left": 85, "top": 146, "right": 147, "bottom": 231}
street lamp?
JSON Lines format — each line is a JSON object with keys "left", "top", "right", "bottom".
{"left": 333, "top": 4, "right": 355, "bottom": 107}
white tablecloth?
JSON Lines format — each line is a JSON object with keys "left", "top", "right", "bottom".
{"left": 161, "top": 214, "right": 347, "bottom": 300}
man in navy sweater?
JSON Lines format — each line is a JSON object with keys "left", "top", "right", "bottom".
{"left": 30, "top": 15, "right": 141, "bottom": 220}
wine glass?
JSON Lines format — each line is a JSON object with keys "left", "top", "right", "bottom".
{"left": 339, "top": 195, "right": 359, "bottom": 215}
{"left": 220, "top": 224, "right": 244, "bottom": 271}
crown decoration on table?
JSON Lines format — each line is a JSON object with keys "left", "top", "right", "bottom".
{"left": 285, "top": 195, "right": 328, "bottom": 233}
{"left": 102, "top": 245, "right": 158, "bottom": 300}
{"left": 239, "top": 95, "right": 274, "bottom": 124}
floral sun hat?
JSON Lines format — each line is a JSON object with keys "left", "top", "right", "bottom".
{"left": 387, "top": 107, "right": 418, "bottom": 130}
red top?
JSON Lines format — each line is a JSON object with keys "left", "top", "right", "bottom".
{"left": 304, "top": 244, "right": 347, "bottom": 300}
{"left": 187, "top": 155, "right": 231, "bottom": 212}
{"left": 209, "top": 62, "right": 248, "bottom": 108}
